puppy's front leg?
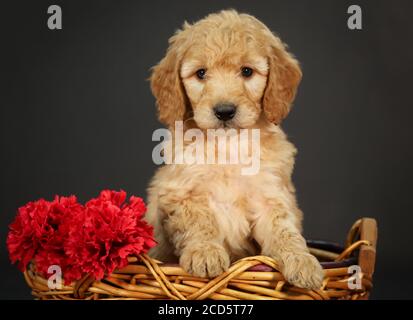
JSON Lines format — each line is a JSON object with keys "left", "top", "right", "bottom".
{"left": 253, "top": 206, "right": 324, "bottom": 289}
{"left": 163, "top": 198, "right": 230, "bottom": 278}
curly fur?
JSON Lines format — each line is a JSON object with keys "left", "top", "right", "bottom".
{"left": 146, "top": 10, "right": 323, "bottom": 289}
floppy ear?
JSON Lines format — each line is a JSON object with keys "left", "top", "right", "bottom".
{"left": 150, "top": 34, "right": 188, "bottom": 128}
{"left": 262, "top": 35, "right": 302, "bottom": 124}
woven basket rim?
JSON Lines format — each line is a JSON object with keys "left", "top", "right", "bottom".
{"left": 23, "top": 217, "right": 378, "bottom": 300}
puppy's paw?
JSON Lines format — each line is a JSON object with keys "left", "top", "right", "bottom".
{"left": 281, "top": 252, "right": 324, "bottom": 289}
{"left": 180, "top": 242, "right": 230, "bottom": 278}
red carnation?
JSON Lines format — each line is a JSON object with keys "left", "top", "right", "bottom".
{"left": 64, "top": 190, "right": 156, "bottom": 280}
{"left": 7, "top": 190, "right": 156, "bottom": 283}
{"left": 6, "top": 195, "right": 82, "bottom": 274}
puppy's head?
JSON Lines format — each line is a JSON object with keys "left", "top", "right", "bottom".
{"left": 151, "top": 10, "right": 302, "bottom": 129}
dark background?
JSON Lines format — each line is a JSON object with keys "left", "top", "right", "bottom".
{"left": 1, "top": 0, "right": 412, "bottom": 299}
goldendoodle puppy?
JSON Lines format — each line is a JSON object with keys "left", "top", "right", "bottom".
{"left": 146, "top": 10, "right": 324, "bottom": 289}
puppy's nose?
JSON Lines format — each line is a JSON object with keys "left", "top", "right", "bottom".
{"left": 213, "top": 103, "right": 236, "bottom": 121}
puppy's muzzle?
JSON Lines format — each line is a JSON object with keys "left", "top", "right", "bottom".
{"left": 213, "top": 103, "right": 237, "bottom": 121}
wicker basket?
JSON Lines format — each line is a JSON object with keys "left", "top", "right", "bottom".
{"left": 24, "top": 217, "right": 377, "bottom": 300}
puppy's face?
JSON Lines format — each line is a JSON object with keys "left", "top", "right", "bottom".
{"left": 151, "top": 10, "right": 302, "bottom": 130}
{"left": 180, "top": 44, "right": 268, "bottom": 129}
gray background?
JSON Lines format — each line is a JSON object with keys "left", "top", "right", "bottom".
{"left": 1, "top": 0, "right": 412, "bottom": 299}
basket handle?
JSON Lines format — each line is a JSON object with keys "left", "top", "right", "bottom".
{"left": 357, "top": 218, "right": 378, "bottom": 278}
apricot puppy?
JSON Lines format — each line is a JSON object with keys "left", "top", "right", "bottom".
{"left": 146, "top": 10, "right": 324, "bottom": 289}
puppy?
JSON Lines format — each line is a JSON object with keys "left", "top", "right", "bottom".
{"left": 145, "top": 10, "right": 324, "bottom": 289}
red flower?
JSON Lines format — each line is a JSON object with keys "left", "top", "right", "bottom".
{"left": 64, "top": 190, "right": 156, "bottom": 280}
{"left": 7, "top": 190, "right": 156, "bottom": 283}
{"left": 6, "top": 195, "right": 82, "bottom": 273}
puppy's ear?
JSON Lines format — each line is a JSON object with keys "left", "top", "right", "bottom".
{"left": 262, "top": 35, "right": 302, "bottom": 124}
{"left": 150, "top": 33, "right": 188, "bottom": 127}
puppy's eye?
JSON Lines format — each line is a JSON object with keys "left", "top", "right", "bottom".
{"left": 241, "top": 67, "right": 253, "bottom": 78}
{"left": 196, "top": 69, "right": 206, "bottom": 80}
